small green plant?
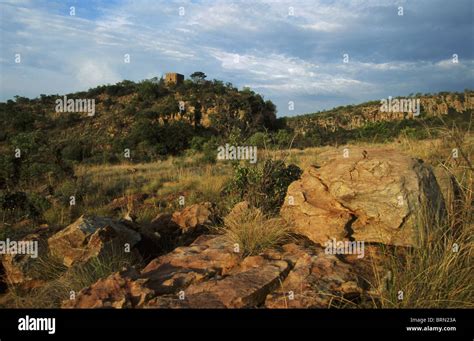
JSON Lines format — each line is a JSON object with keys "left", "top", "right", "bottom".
{"left": 199, "top": 137, "right": 220, "bottom": 164}
{"left": 224, "top": 159, "right": 302, "bottom": 214}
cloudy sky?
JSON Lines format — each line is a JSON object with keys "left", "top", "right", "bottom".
{"left": 1, "top": 0, "right": 473, "bottom": 116}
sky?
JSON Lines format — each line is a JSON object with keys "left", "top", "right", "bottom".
{"left": 0, "top": 0, "right": 473, "bottom": 117}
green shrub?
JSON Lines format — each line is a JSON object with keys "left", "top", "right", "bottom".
{"left": 273, "top": 129, "right": 294, "bottom": 149}
{"left": 189, "top": 136, "right": 207, "bottom": 151}
{"left": 199, "top": 137, "right": 220, "bottom": 164}
{"left": 0, "top": 191, "right": 43, "bottom": 221}
{"left": 224, "top": 159, "right": 302, "bottom": 214}
{"left": 400, "top": 126, "right": 430, "bottom": 140}
{"left": 54, "top": 180, "right": 81, "bottom": 205}
{"left": 61, "top": 141, "right": 91, "bottom": 162}
{"left": 247, "top": 131, "right": 271, "bottom": 149}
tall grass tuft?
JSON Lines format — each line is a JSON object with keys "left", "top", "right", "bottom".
{"left": 216, "top": 206, "right": 292, "bottom": 257}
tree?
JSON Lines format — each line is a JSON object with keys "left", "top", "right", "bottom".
{"left": 156, "top": 96, "right": 179, "bottom": 122}
{"left": 190, "top": 71, "right": 207, "bottom": 84}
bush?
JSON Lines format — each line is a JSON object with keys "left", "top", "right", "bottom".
{"left": 400, "top": 126, "right": 430, "bottom": 140}
{"left": 189, "top": 136, "right": 207, "bottom": 152}
{"left": 54, "top": 180, "right": 81, "bottom": 204}
{"left": 199, "top": 137, "right": 220, "bottom": 164}
{"left": 137, "top": 80, "right": 162, "bottom": 102}
{"left": 159, "top": 122, "right": 194, "bottom": 155}
{"left": 0, "top": 191, "right": 43, "bottom": 221}
{"left": 61, "top": 141, "right": 91, "bottom": 162}
{"left": 273, "top": 129, "right": 294, "bottom": 149}
{"left": 246, "top": 131, "right": 271, "bottom": 149}
{"left": 224, "top": 159, "right": 302, "bottom": 214}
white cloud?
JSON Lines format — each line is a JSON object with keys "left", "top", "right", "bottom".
{"left": 301, "top": 22, "right": 344, "bottom": 32}
{"left": 75, "top": 60, "right": 121, "bottom": 88}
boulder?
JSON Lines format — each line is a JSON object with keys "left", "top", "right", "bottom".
{"left": 169, "top": 202, "right": 217, "bottom": 234}
{"left": 1, "top": 234, "right": 46, "bottom": 289}
{"left": 62, "top": 268, "right": 153, "bottom": 308}
{"left": 227, "top": 201, "right": 252, "bottom": 217}
{"left": 148, "top": 202, "right": 218, "bottom": 248}
{"left": 281, "top": 147, "right": 445, "bottom": 246}
{"left": 48, "top": 215, "right": 141, "bottom": 267}
{"left": 64, "top": 235, "right": 240, "bottom": 308}
{"left": 142, "top": 259, "right": 293, "bottom": 309}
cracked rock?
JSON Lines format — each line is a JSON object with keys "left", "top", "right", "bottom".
{"left": 281, "top": 147, "right": 445, "bottom": 247}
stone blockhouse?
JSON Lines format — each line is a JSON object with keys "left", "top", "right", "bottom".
{"left": 165, "top": 73, "right": 184, "bottom": 86}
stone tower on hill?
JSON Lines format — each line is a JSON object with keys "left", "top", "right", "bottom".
{"left": 165, "top": 72, "right": 184, "bottom": 86}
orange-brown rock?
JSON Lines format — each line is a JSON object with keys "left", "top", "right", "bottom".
{"left": 183, "top": 260, "right": 291, "bottom": 308}
{"left": 60, "top": 235, "right": 369, "bottom": 309}
{"left": 264, "top": 242, "right": 363, "bottom": 308}
{"left": 62, "top": 268, "right": 153, "bottom": 308}
{"left": 48, "top": 215, "right": 141, "bottom": 267}
{"left": 1, "top": 234, "right": 46, "bottom": 289}
{"left": 281, "top": 147, "right": 445, "bottom": 246}
{"left": 170, "top": 202, "right": 217, "bottom": 234}
{"left": 141, "top": 235, "right": 239, "bottom": 294}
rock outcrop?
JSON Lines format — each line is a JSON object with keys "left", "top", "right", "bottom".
{"left": 169, "top": 202, "right": 217, "bottom": 234}
{"left": 48, "top": 215, "right": 141, "bottom": 267}
{"left": 146, "top": 202, "right": 218, "bottom": 248}
{"left": 287, "top": 91, "right": 474, "bottom": 134}
{"left": 47, "top": 202, "right": 217, "bottom": 269}
{"left": 1, "top": 234, "right": 46, "bottom": 289}
{"left": 63, "top": 234, "right": 365, "bottom": 309}
{"left": 140, "top": 235, "right": 240, "bottom": 295}
{"left": 62, "top": 268, "right": 153, "bottom": 308}
{"left": 281, "top": 147, "right": 445, "bottom": 247}
{"left": 264, "top": 242, "right": 363, "bottom": 308}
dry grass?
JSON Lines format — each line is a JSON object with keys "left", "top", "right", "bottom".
{"left": 216, "top": 206, "right": 293, "bottom": 257}
{"left": 368, "top": 122, "right": 473, "bottom": 308}
{"left": 39, "top": 155, "right": 233, "bottom": 228}
{"left": 2, "top": 247, "right": 139, "bottom": 308}
{"left": 371, "top": 187, "right": 473, "bottom": 308}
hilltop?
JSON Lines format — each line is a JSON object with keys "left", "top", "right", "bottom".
{"left": 0, "top": 75, "right": 277, "bottom": 164}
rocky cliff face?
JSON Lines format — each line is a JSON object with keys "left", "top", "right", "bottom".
{"left": 287, "top": 91, "right": 474, "bottom": 134}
